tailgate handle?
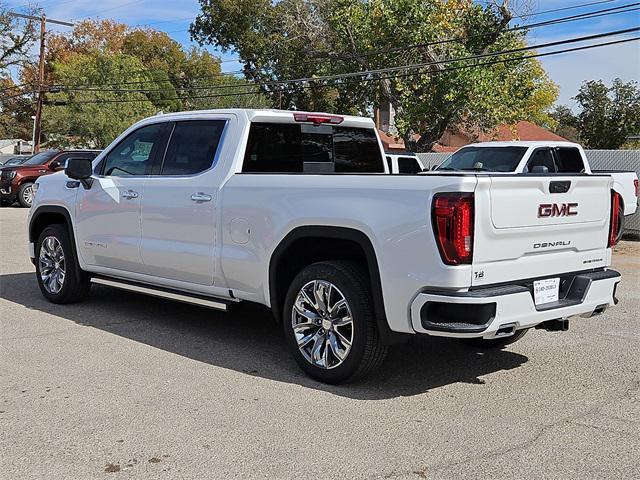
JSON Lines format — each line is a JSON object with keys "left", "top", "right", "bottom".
{"left": 549, "top": 181, "right": 571, "bottom": 193}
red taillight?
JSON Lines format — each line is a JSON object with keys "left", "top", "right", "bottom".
{"left": 634, "top": 179, "right": 638, "bottom": 197}
{"left": 432, "top": 193, "right": 474, "bottom": 265}
{"left": 293, "top": 112, "right": 344, "bottom": 125}
{"left": 608, "top": 191, "right": 621, "bottom": 247}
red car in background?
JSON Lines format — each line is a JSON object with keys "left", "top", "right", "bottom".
{"left": 0, "top": 149, "right": 100, "bottom": 207}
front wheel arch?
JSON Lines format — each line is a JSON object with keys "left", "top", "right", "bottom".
{"left": 29, "top": 206, "right": 83, "bottom": 278}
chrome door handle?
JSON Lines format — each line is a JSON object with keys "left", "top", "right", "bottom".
{"left": 191, "top": 192, "right": 212, "bottom": 203}
{"left": 121, "top": 190, "right": 139, "bottom": 199}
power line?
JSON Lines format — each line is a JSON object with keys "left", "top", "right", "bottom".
{"left": 159, "top": 0, "right": 627, "bottom": 59}
{"left": 513, "top": 0, "right": 621, "bottom": 18}
{"left": 309, "top": 2, "right": 640, "bottom": 63}
{"left": 43, "top": 2, "right": 640, "bottom": 92}
{"left": 51, "top": 27, "right": 640, "bottom": 95}
{"left": 43, "top": 34, "right": 640, "bottom": 105}
{"left": 3, "top": 2, "right": 636, "bottom": 97}
{"left": 144, "top": 0, "right": 620, "bottom": 31}
{"left": 6, "top": 11, "right": 74, "bottom": 27}
{"left": 92, "top": 0, "right": 147, "bottom": 17}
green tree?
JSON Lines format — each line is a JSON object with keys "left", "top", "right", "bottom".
{"left": 25, "top": 19, "right": 257, "bottom": 146}
{"left": 0, "top": 3, "right": 36, "bottom": 76}
{"left": 574, "top": 78, "right": 640, "bottom": 149}
{"left": 550, "top": 105, "right": 579, "bottom": 142}
{"left": 0, "top": 78, "right": 33, "bottom": 138}
{"left": 43, "top": 20, "right": 228, "bottom": 113}
{"left": 190, "top": 0, "right": 558, "bottom": 151}
{"left": 44, "top": 53, "right": 156, "bottom": 148}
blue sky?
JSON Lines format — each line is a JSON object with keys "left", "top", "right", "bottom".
{"left": 5, "top": 0, "right": 640, "bottom": 108}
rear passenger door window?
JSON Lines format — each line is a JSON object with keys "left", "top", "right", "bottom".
{"left": 160, "top": 120, "right": 226, "bottom": 176}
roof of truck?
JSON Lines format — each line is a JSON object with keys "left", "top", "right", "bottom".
{"left": 462, "top": 141, "right": 582, "bottom": 149}
{"left": 149, "top": 109, "right": 375, "bottom": 129}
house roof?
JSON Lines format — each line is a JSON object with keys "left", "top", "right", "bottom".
{"left": 377, "top": 130, "right": 406, "bottom": 150}
{"left": 381, "top": 121, "right": 566, "bottom": 152}
{"left": 479, "top": 121, "right": 567, "bottom": 142}
{"left": 431, "top": 144, "right": 459, "bottom": 153}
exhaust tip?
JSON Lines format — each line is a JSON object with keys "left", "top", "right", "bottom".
{"left": 495, "top": 323, "right": 517, "bottom": 337}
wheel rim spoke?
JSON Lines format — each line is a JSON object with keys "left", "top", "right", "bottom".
{"left": 311, "top": 332, "right": 326, "bottom": 366}
{"left": 329, "top": 299, "right": 347, "bottom": 318}
{"left": 293, "top": 298, "right": 320, "bottom": 323}
{"left": 334, "top": 328, "right": 352, "bottom": 348}
{"left": 299, "top": 288, "right": 318, "bottom": 311}
{"left": 313, "top": 281, "right": 328, "bottom": 314}
{"left": 332, "top": 315, "right": 352, "bottom": 327}
{"left": 328, "top": 332, "right": 347, "bottom": 361}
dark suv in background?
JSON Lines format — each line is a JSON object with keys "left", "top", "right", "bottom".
{"left": 0, "top": 149, "right": 100, "bottom": 207}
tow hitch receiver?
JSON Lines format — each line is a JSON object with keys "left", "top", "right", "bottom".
{"left": 536, "top": 318, "right": 569, "bottom": 332}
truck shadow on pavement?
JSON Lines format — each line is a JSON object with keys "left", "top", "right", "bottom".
{"left": 1, "top": 272, "right": 529, "bottom": 400}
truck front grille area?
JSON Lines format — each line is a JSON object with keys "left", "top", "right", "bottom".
{"left": 420, "top": 302, "right": 496, "bottom": 333}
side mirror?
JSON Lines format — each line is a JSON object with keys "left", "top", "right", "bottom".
{"left": 65, "top": 158, "right": 93, "bottom": 188}
{"left": 49, "top": 160, "right": 62, "bottom": 171}
{"left": 531, "top": 165, "right": 549, "bottom": 174}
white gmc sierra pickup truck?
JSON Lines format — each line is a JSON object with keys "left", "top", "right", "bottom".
{"left": 28, "top": 110, "right": 624, "bottom": 383}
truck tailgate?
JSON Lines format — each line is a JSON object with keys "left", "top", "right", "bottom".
{"left": 472, "top": 175, "right": 612, "bottom": 286}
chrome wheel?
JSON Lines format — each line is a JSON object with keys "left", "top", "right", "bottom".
{"left": 39, "top": 236, "right": 65, "bottom": 294}
{"left": 22, "top": 185, "right": 34, "bottom": 206}
{"left": 291, "top": 280, "right": 354, "bottom": 370}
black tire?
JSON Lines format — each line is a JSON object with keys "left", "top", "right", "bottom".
{"left": 461, "top": 328, "right": 529, "bottom": 349}
{"left": 17, "top": 182, "right": 35, "bottom": 208}
{"left": 282, "top": 261, "right": 388, "bottom": 384}
{"left": 35, "top": 224, "right": 91, "bottom": 304}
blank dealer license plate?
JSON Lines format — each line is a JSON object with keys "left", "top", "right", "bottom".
{"left": 533, "top": 278, "right": 560, "bottom": 306}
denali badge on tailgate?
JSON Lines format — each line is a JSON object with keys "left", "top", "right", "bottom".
{"left": 538, "top": 203, "right": 578, "bottom": 217}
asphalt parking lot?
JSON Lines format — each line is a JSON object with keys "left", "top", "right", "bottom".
{"left": 1, "top": 207, "right": 639, "bottom": 479}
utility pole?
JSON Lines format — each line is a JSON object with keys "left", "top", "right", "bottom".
{"left": 33, "top": 14, "right": 46, "bottom": 153}
{"left": 7, "top": 12, "right": 74, "bottom": 152}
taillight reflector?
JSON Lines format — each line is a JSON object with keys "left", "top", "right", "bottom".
{"left": 293, "top": 112, "right": 344, "bottom": 125}
{"left": 432, "top": 193, "right": 474, "bottom": 265}
{"left": 608, "top": 191, "right": 622, "bottom": 247}
{"left": 634, "top": 179, "right": 638, "bottom": 197}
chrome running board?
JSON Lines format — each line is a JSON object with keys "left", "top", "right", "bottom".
{"left": 91, "top": 276, "right": 232, "bottom": 312}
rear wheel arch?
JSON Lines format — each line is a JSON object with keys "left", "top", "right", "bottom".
{"left": 268, "top": 226, "right": 391, "bottom": 340}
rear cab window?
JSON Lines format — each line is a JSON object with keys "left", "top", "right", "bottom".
{"left": 554, "top": 147, "right": 585, "bottom": 173}
{"left": 242, "top": 122, "right": 384, "bottom": 173}
{"left": 397, "top": 156, "right": 422, "bottom": 174}
{"left": 525, "top": 149, "right": 556, "bottom": 173}
{"left": 438, "top": 146, "right": 528, "bottom": 172}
